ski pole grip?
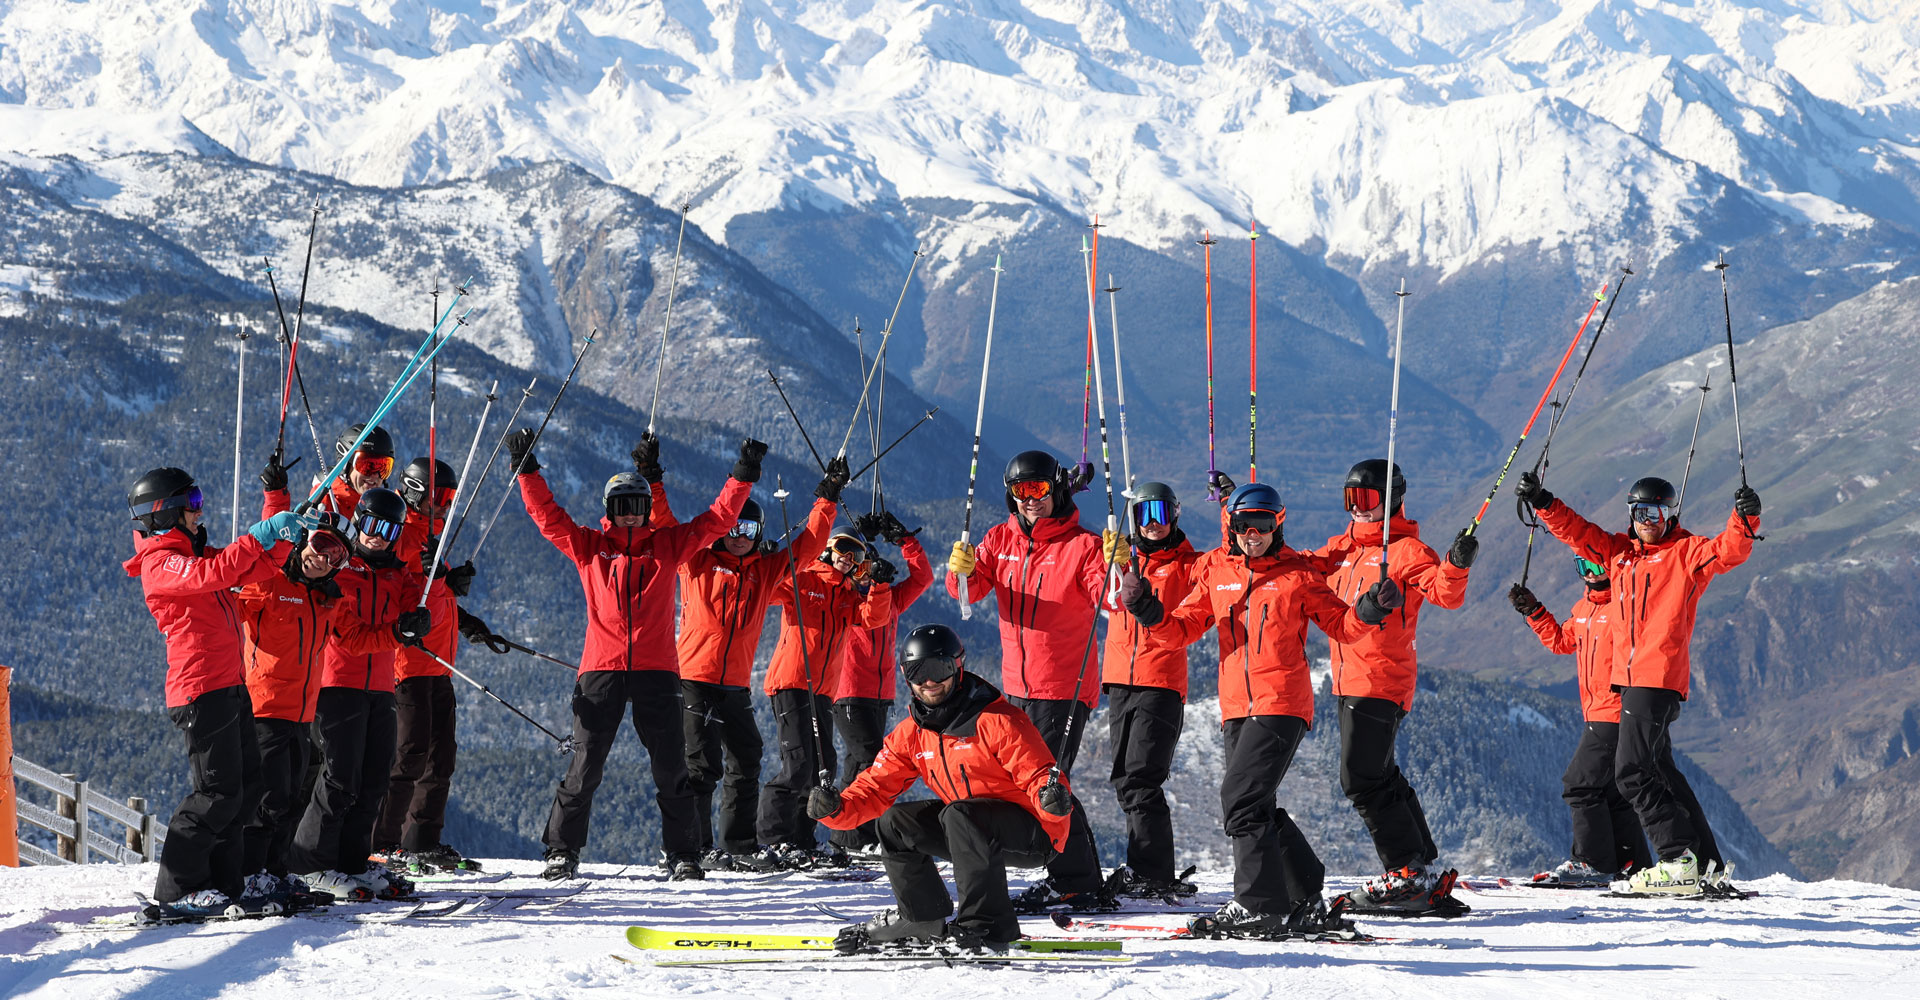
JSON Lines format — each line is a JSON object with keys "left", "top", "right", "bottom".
{"left": 957, "top": 529, "right": 973, "bottom": 621}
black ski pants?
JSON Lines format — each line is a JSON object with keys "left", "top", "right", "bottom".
{"left": 1616, "top": 687, "right": 1720, "bottom": 865}
{"left": 156, "top": 685, "right": 262, "bottom": 903}
{"left": 375, "top": 674, "right": 458, "bottom": 852}
{"left": 1104, "top": 684, "right": 1184, "bottom": 882}
{"left": 243, "top": 716, "right": 311, "bottom": 879}
{"left": 545, "top": 669, "right": 699, "bottom": 857}
{"left": 878, "top": 798, "right": 1056, "bottom": 944}
{"left": 681, "top": 680, "right": 764, "bottom": 855}
{"left": 829, "top": 697, "right": 890, "bottom": 851}
{"left": 1007, "top": 695, "right": 1103, "bottom": 894}
{"left": 1220, "top": 714, "right": 1323, "bottom": 915}
{"left": 758, "top": 689, "right": 836, "bottom": 849}
{"left": 289, "top": 687, "right": 396, "bottom": 877}
{"left": 1337, "top": 695, "right": 1438, "bottom": 872}
{"left": 1563, "top": 720, "right": 1653, "bottom": 872}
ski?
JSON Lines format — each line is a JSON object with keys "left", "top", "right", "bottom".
{"left": 1341, "top": 895, "right": 1473, "bottom": 919}
{"left": 1049, "top": 913, "right": 1414, "bottom": 946}
{"left": 626, "top": 924, "right": 1120, "bottom": 954}
{"left": 616, "top": 951, "right": 1129, "bottom": 969}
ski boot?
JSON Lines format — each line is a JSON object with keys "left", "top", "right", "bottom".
{"left": 1011, "top": 876, "right": 1118, "bottom": 914}
{"left": 1700, "top": 860, "right": 1742, "bottom": 898}
{"left": 833, "top": 907, "right": 949, "bottom": 954}
{"left": 1342, "top": 866, "right": 1470, "bottom": 916}
{"left": 1615, "top": 851, "right": 1701, "bottom": 897}
{"left": 1108, "top": 864, "right": 1199, "bottom": 900}
{"left": 239, "top": 872, "right": 293, "bottom": 915}
{"left": 138, "top": 889, "right": 246, "bottom": 925}
{"left": 667, "top": 853, "right": 706, "bottom": 882}
{"left": 700, "top": 849, "right": 738, "bottom": 873}
{"left": 303, "top": 870, "right": 378, "bottom": 902}
{"left": 1285, "top": 896, "right": 1363, "bottom": 940}
{"left": 410, "top": 843, "right": 479, "bottom": 874}
{"left": 282, "top": 873, "right": 336, "bottom": 909}
{"left": 1532, "top": 859, "right": 1613, "bottom": 888}
{"left": 542, "top": 848, "right": 580, "bottom": 881}
{"left": 742, "top": 842, "right": 813, "bottom": 873}
{"left": 1189, "top": 899, "right": 1291, "bottom": 940}
{"left": 948, "top": 924, "right": 1014, "bottom": 955}
{"left": 810, "top": 846, "right": 852, "bottom": 869}
{"left": 373, "top": 868, "right": 416, "bottom": 900}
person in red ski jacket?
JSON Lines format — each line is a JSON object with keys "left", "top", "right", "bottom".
{"left": 262, "top": 423, "right": 397, "bottom": 520}
{"left": 1510, "top": 559, "right": 1652, "bottom": 885}
{"left": 285, "top": 486, "right": 431, "bottom": 899}
{"left": 810, "top": 625, "right": 1074, "bottom": 952}
{"left": 1518, "top": 471, "right": 1759, "bottom": 895}
{"left": 945, "top": 450, "right": 1116, "bottom": 906}
{"left": 1099, "top": 481, "right": 1203, "bottom": 896}
{"left": 511, "top": 429, "right": 763, "bottom": 882}
{"left": 827, "top": 509, "right": 935, "bottom": 854}
{"left": 753, "top": 505, "right": 893, "bottom": 868}
{"left": 1123, "top": 481, "right": 1400, "bottom": 937}
{"left": 125, "top": 466, "right": 307, "bottom": 910}
{"left": 1304, "top": 460, "right": 1474, "bottom": 914}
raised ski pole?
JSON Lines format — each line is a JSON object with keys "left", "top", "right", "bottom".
{"left": 443, "top": 379, "right": 533, "bottom": 557}
{"left": 1073, "top": 217, "right": 1102, "bottom": 487}
{"left": 774, "top": 477, "right": 833, "bottom": 791}
{"left": 1381, "top": 279, "right": 1409, "bottom": 580}
{"left": 1081, "top": 237, "right": 1121, "bottom": 600}
{"left": 263, "top": 258, "right": 326, "bottom": 469}
{"left": 1249, "top": 219, "right": 1258, "bottom": 482}
{"left": 230, "top": 326, "right": 249, "bottom": 542}
{"left": 1464, "top": 278, "right": 1610, "bottom": 535}
{"left": 499, "top": 636, "right": 580, "bottom": 672}
{"left": 426, "top": 282, "right": 440, "bottom": 558}
{"left": 845, "top": 408, "right": 939, "bottom": 486}
{"left": 419, "top": 378, "right": 497, "bottom": 607}
{"left": 285, "top": 200, "right": 327, "bottom": 466}
{"left": 1675, "top": 369, "right": 1716, "bottom": 517}
{"left": 646, "top": 203, "right": 692, "bottom": 437}
{"left": 1715, "top": 253, "right": 1764, "bottom": 541}
{"left": 766, "top": 368, "right": 828, "bottom": 474}
{"left": 1106, "top": 272, "right": 1139, "bottom": 568}
{"left": 835, "top": 250, "right": 924, "bottom": 462}
{"left": 419, "top": 650, "right": 574, "bottom": 754}
{"left": 468, "top": 328, "right": 598, "bottom": 564}
{"left": 1515, "top": 401, "right": 1560, "bottom": 590}
{"left": 1200, "top": 231, "right": 1220, "bottom": 499}
{"left": 958, "top": 255, "right": 1004, "bottom": 622}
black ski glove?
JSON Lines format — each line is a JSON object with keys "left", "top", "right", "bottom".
{"left": 877, "top": 510, "right": 918, "bottom": 545}
{"left": 1119, "top": 567, "right": 1164, "bottom": 627}
{"left": 457, "top": 607, "right": 510, "bottom": 653}
{"left": 1354, "top": 579, "right": 1404, "bottom": 626}
{"left": 865, "top": 556, "right": 898, "bottom": 585}
{"left": 852, "top": 511, "right": 884, "bottom": 541}
{"left": 1734, "top": 485, "right": 1761, "bottom": 518}
{"left": 731, "top": 438, "right": 768, "bottom": 483}
{"left": 505, "top": 428, "right": 541, "bottom": 474}
{"left": 259, "top": 454, "right": 296, "bottom": 493}
{"left": 806, "top": 785, "right": 842, "bottom": 821}
{"left": 1514, "top": 471, "right": 1554, "bottom": 510}
{"left": 444, "top": 560, "right": 477, "bottom": 597}
{"left": 393, "top": 607, "right": 433, "bottom": 647}
{"left": 1038, "top": 774, "right": 1072, "bottom": 816}
{"left": 1508, "top": 584, "right": 1543, "bottom": 618}
{"left": 1447, "top": 529, "right": 1479, "bottom": 569}
{"left": 815, "top": 455, "right": 852, "bottom": 503}
{"left": 1208, "top": 470, "right": 1236, "bottom": 503}
{"left": 631, "top": 433, "right": 664, "bottom": 484}
{"left": 1066, "top": 462, "right": 1095, "bottom": 495}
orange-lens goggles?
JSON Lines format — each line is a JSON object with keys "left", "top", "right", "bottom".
{"left": 1230, "top": 510, "right": 1279, "bottom": 534}
{"left": 429, "top": 485, "right": 457, "bottom": 507}
{"left": 831, "top": 537, "right": 867, "bottom": 555}
{"left": 353, "top": 453, "right": 395, "bottom": 479}
{"left": 1009, "top": 479, "right": 1053, "bottom": 501}
{"left": 1344, "top": 486, "right": 1384, "bottom": 512}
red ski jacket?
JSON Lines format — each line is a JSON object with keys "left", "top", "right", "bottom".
{"left": 522, "top": 471, "right": 750, "bottom": 675}
{"left": 1525, "top": 588, "right": 1620, "bottom": 722}
{"left": 1539, "top": 501, "right": 1757, "bottom": 698}
{"left": 946, "top": 506, "right": 1107, "bottom": 706}
{"left": 124, "top": 529, "right": 288, "bottom": 708}
{"left": 1146, "top": 547, "right": 1374, "bottom": 723}
{"left": 764, "top": 560, "right": 892, "bottom": 696}
{"left": 1102, "top": 536, "right": 1203, "bottom": 698}
{"left": 671, "top": 494, "right": 835, "bottom": 688}
{"left": 394, "top": 574, "right": 457, "bottom": 682}
{"left": 320, "top": 552, "right": 425, "bottom": 693}
{"left": 821, "top": 675, "right": 1072, "bottom": 851}
{"left": 237, "top": 561, "right": 404, "bottom": 722}
{"left": 1306, "top": 515, "right": 1469, "bottom": 710}
{"left": 835, "top": 535, "right": 936, "bottom": 701}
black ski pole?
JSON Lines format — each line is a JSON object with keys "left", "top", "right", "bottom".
{"left": 499, "top": 636, "right": 580, "bottom": 672}
{"left": 420, "top": 649, "right": 574, "bottom": 754}
{"left": 263, "top": 258, "right": 327, "bottom": 470}
{"left": 1675, "top": 371, "right": 1715, "bottom": 517}
{"left": 1714, "top": 254, "right": 1764, "bottom": 541}
{"left": 469, "top": 328, "right": 599, "bottom": 565}
{"left": 844, "top": 407, "right": 939, "bottom": 485}
{"left": 766, "top": 368, "right": 828, "bottom": 474}
{"left": 444, "top": 378, "right": 536, "bottom": 558}
{"left": 774, "top": 477, "right": 833, "bottom": 792}
{"left": 834, "top": 250, "right": 924, "bottom": 462}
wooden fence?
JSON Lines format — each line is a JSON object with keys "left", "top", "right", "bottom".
{"left": 11, "top": 755, "right": 166, "bottom": 866}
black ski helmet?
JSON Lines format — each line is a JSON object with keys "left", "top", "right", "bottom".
{"left": 335, "top": 422, "right": 395, "bottom": 461}
{"left": 399, "top": 457, "right": 457, "bottom": 510}
{"left": 1004, "top": 450, "right": 1070, "bottom": 513}
{"left": 1128, "top": 481, "right": 1180, "bottom": 529}
{"left": 739, "top": 497, "right": 764, "bottom": 526}
{"left": 603, "top": 472, "right": 651, "bottom": 520}
{"left": 348, "top": 487, "right": 409, "bottom": 552}
{"left": 1627, "top": 477, "right": 1678, "bottom": 507}
{"left": 900, "top": 623, "right": 965, "bottom": 685}
{"left": 1344, "top": 459, "right": 1407, "bottom": 514}
{"left": 129, "top": 467, "right": 199, "bottom": 535}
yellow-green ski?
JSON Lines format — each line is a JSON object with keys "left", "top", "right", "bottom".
{"left": 625, "top": 925, "right": 1120, "bottom": 953}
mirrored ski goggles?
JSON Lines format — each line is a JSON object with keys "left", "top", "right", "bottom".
{"left": 727, "top": 519, "right": 762, "bottom": 540}
{"left": 830, "top": 536, "right": 868, "bottom": 556}
{"left": 1575, "top": 558, "right": 1606, "bottom": 577}
{"left": 1009, "top": 479, "right": 1054, "bottom": 501}
{"left": 1343, "top": 486, "right": 1385, "bottom": 512}
{"left": 1229, "top": 510, "right": 1280, "bottom": 535}
{"left": 1628, "top": 502, "right": 1673, "bottom": 525}
{"left": 138, "top": 487, "right": 204, "bottom": 517}
{"left": 352, "top": 453, "right": 395, "bottom": 480}
{"left": 306, "top": 530, "right": 351, "bottom": 567}
{"left": 1134, "top": 498, "right": 1174, "bottom": 526}
{"left": 606, "top": 494, "right": 649, "bottom": 519}
{"left": 903, "top": 655, "right": 960, "bottom": 686}
{"left": 352, "top": 512, "right": 405, "bottom": 543}
{"left": 425, "top": 484, "right": 457, "bottom": 507}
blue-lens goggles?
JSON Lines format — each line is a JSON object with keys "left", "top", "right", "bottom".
{"left": 728, "top": 519, "right": 762, "bottom": 540}
{"left": 1135, "top": 498, "right": 1173, "bottom": 526}
{"left": 353, "top": 512, "right": 405, "bottom": 542}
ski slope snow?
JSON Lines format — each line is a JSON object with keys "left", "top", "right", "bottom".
{"left": 1, "top": 860, "right": 1912, "bottom": 998}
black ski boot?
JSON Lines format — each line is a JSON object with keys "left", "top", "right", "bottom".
{"left": 1108, "top": 864, "right": 1200, "bottom": 900}
{"left": 1012, "top": 876, "right": 1118, "bottom": 914}
{"left": 1189, "top": 900, "right": 1291, "bottom": 940}
{"left": 833, "top": 907, "right": 949, "bottom": 954}
{"left": 542, "top": 848, "right": 580, "bottom": 881}
{"left": 668, "top": 853, "right": 706, "bottom": 881}
{"left": 411, "top": 843, "right": 479, "bottom": 873}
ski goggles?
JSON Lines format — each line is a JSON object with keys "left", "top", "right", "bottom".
{"left": 306, "top": 529, "right": 351, "bottom": 568}
{"left": 830, "top": 536, "right": 868, "bottom": 556}
{"left": 1229, "top": 510, "right": 1280, "bottom": 535}
{"left": 903, "top": 654, "right": 960, "bottom": 685}
{"left": 352, "top": 512, "right": 405, "bottom": 543}
{"left": 1134, "top": 498, "right": 1174, "bottom": 526}
{"left": 1009, "top": 479, "right": 1054, "bottom": 501}
{"left": 1343, "top": 486, "right": 1385, "bottom": 512}
{"left": 1628, "top": 502, "right": 1673, "bottom": 525}
{"left": 352, "top": 453, "right": 395, "bottom": 480}
{"left": 1575, "top": 558, "right": 1606, "bottom": 577}
{"left": 606, "top": 494, "right": 650, "bottom": 519}
{"left": 424, "top": 484, "right": 457, "bottom": 508}
{"left": 728, "top": 519, "right": 762, "bottom": 540}
{"left": 136, "top": 487, "right": 203, "bottom": 517}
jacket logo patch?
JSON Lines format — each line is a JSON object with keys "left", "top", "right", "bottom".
{"left": 278, "top": 596, "right": 306, "bottom": 605}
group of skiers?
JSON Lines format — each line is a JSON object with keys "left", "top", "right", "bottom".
{"left": 125, "top": 401, "right": 1762, "bottom": 946}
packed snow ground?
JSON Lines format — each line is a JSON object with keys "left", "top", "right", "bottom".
{"left": 2, "top": 861, "right": 1914, "bottom": 998}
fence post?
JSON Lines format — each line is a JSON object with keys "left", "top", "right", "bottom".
{"left": 126, "top": 796, "right": 146, "bottom": 859}
{"left": 0, "top": 665, "right": 14, "bottom": 867}
{"left": 57, "top": 774, "right": 78, "bottom": 862}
